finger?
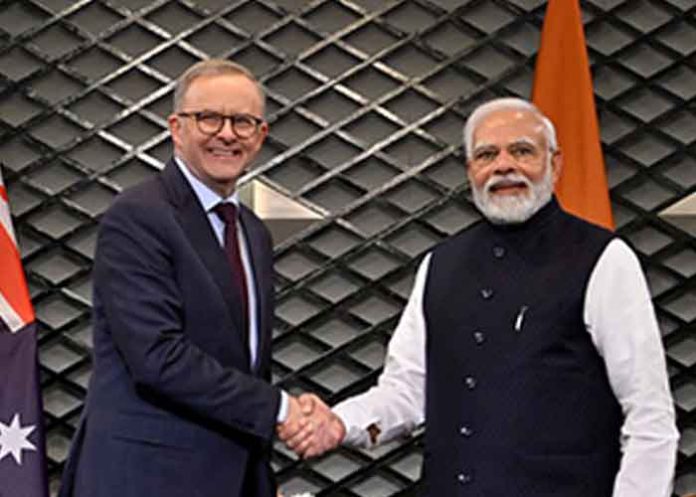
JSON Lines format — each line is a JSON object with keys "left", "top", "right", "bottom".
{"left": 276, "top": 420, "right": 293, "bottom": 439}
{"left": 302, "top": 425, "right": 341, "bottom": 458}
{"left": 293, "top": 431, "right": 319, "bottom": 456}
{"left": 285, "top": 423, "right": 315, "bottom": 450}
{"left": 277, "top": 425, "right": 299, "bottom": 442}
{"left": 287, "top": 432, "right": 313, "bottom": 453}
{"left": 298, "top": 394, "right": 317, "bottom": 415}
{"left": 277, "top": 424, "right": 298, "bottom": 442}
{"left": 301, "top": 442, "right": 325, "bottom": 459}
{"left": 278, "top": 408, "right": 312, "bottom": 441}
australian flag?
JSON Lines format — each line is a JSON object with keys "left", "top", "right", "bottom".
{"left": 0, "top": 168, "right": 48, "bottom": 497}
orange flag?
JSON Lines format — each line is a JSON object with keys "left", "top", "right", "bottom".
{"left": 532, "top": 0, "right": 614, "bottom": 230}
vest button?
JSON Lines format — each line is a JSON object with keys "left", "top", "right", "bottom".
{"left": 464, "top": 376, "right": 476, "bottom": 389}
{"left": 459, "top": 425, "right": 473, "bottom": 437}
{"left": 473, "top": 331, "right": 485, "bottom": 344}
{"left": 457, "top": 472, "right": 472, "bottom": 484}
{"left": 493, "top": 246, "right": 505, "bottom": 258}
{"left": 480, "top": 288, "right": 494, "bottom": 299}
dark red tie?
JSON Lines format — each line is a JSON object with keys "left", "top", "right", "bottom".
{"left": 213, "top": 203, "right": 249, "bottom": 336}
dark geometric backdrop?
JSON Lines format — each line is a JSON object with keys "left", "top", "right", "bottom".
{"left": 0, "top": 0, "right": 694, "bottom": 495}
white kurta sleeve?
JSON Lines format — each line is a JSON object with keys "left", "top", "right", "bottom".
{"left": 584, "top": 239, "right": 679, "bottom": 497}
{"left": 333, "top": 254, "right": 430, "bottom": 448}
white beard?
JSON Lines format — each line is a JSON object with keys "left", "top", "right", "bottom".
{"left": 471, "top": 164, "right": 554, "bottom": 225}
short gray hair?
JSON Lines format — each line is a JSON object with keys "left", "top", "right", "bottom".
{"left": 462, "top": 97, "right": 557, "bottom": 160}
{"left": 173, "top": 59, "right": 266, "bottom": 115}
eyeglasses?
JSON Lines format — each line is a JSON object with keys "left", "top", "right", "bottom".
{"left": 177, "top": 111, "right": 264, "bottom": 139}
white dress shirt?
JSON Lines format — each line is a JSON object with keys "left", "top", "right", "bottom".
{"left": 334, "top": 238, "right": 679, "bottom": 497}
{"left": 175, "top": 157, "right": 260, "bottom": 366}
{"left": 175, "top": 158, "right": 288, "bottom": 422}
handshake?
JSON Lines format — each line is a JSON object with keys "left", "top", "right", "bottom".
{"left": 276, "top": 393, "right": 346, "bottom": 459}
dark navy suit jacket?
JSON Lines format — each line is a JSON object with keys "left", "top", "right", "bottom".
{"left": 59, "top": 161, "right": 281, "bottom": 497}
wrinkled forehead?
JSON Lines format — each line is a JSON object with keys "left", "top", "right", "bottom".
{"left": 472, "top": 109, "right": 547, "bottom": 150}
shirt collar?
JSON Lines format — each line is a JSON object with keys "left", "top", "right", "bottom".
{"left": 174, "top": 156, "right": 239, "bottom": 212}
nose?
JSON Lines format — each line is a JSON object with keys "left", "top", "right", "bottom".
{"left": 216, "top": 117, "right": 237, "bottom": 142}
{"left": 491, "top": 149, "right": 516, "bottom": 174}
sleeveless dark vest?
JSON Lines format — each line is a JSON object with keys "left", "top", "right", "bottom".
{"left": 423, "top": 198, "right": 622, "bottom": 497}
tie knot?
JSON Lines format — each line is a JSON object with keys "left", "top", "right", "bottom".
{"left": 213, "top": 202, "right": 238, "bottom": 225}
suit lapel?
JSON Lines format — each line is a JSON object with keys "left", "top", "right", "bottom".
{"left": 159, "top": 161, "right": 248, "bottom": 358}
{"left": 239, "top": 206, "right": 270, "bottom": 373}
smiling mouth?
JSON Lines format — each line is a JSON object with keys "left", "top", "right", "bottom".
{"left": 489, "top": 180, "right": 528, "bottom": 194}
{"left": 208, "top": 148, "right": 243, "bottom": 158}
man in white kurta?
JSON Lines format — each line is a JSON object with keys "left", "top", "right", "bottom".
{"left": 279, "top": 98, "right": 678, "bottom": 497}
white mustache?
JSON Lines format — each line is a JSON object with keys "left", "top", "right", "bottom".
{"left": 484, "top": 173, "right": 532, "bottom": 193}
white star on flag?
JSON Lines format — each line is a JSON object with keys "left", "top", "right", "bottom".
{"left": 0, "top": 413, "right": 37, "bottom": 465}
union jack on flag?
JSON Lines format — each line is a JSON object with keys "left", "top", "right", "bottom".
{"left": 0, "top": 166, "right": 48, "bottom": 497}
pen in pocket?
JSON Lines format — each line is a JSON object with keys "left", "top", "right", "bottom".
{"left": 514, "top": 305, "right": 529, "bottom": 332}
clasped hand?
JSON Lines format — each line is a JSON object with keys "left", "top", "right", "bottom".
{"left": 276, "top": 394, "right": 345, "bottom": 459}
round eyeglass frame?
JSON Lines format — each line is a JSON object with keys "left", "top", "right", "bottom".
{"left": 177, "top": 111, "right": 264, "bottom": 139}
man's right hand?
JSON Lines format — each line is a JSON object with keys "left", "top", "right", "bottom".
{"left": 277, "top": 395, "right": 311, "bottom": 444}
{"left": 277, "top": 393, "right": 345, "bottom": 459}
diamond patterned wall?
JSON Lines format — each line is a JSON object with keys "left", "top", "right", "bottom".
{"left": 1, "top": 0, "right": 694, "bottom": 495}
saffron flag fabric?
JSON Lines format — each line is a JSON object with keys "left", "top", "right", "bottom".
{"left": 0, "top": 168, "right": 48, "bottom": 497}
{"left": 532, "top": 0, "right": 614, "bottom": 230}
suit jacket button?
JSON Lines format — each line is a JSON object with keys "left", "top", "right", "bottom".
{"left": 480, "top": 288, "right": 494, "bottom": 299}
{"left": 473, "top": 331, "right": 485, "bottom": 344}
{"left": 464, "top": 376, "right": 476, "bottom": 389}
{"left": 493, "top": 246, "right": 505, "bottom": 258}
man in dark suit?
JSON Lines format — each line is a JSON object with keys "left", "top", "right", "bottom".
{"left": 59, "top": 59, "right": 306, "bottom": 497}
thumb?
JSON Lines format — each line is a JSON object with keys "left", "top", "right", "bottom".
{"left": 298, "top": 393, "right": 316, "bottom": 415}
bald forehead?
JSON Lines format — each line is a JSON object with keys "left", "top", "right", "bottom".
{"left": 476, "top": 108, "right": 545, "bottom": 135}
{"left": 472, "top": 108, "right": 547, "bottom": 149}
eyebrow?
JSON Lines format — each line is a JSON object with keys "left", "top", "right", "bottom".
{"left": 511, "top": 137, "right": 537, "bottom": 147}
{"left": 187, "top": 110, "right": 259, "bottom": 118}
{"left": 473, "top": 137, "right": 538, "bottom": 153}
{"left": 472, "top": 142, "right": 496, "bottom": 154}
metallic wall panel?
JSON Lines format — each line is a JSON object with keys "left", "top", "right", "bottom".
{"left": 1, "top": 0, "right": 694, "bottom": 495}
